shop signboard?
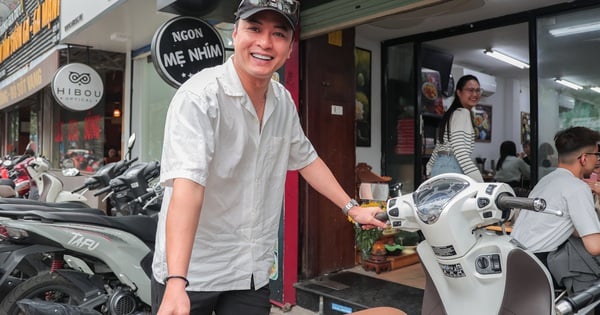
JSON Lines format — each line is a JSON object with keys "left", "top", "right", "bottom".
{"left": 151, "top": 16, "right": 225, "bottom": 88}
{"left": 51, "top": 63, "right": 104, "bottom": 111}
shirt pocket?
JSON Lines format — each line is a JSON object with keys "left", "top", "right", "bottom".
{"left": 263, "top": 136, "right": 287, "bottom": 176}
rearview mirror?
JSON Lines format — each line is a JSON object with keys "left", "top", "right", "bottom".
{"left": 127, "top": 133, "right": 136, "bottom": 150}
{"left": 359, "top": 183, "right": 389, "bottom": 201}
{"left": 125, "top": 133, "right": 136, "bottom": 160}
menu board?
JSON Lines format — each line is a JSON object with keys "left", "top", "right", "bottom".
{"left": 421, "top": 68, "right": 444, "bottom": 115}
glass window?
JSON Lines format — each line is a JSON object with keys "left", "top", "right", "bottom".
{"left": 537, "top": 5, "right": 600, "bottom": 179}
{"left": 132, "top": 56, "right": 176, "bottom": 162}
{"left": 6, "top": 104, "right": 40, "bottom": 157}
{"left": 53, "top": 105, "right": 105, "bottom": 172}
{"left": 51, "top": 49, "right": 125, "bottom": 172}
{"left": 6, "top": 110, "right": 18, "bottom": 155}
{"left": 382, "top": 43, "right": 417, "bottom": 191}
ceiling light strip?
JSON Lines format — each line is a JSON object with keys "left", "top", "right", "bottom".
{"left": 483, "top": 49, "right": 529, "bottom": 69}
{"left": 549, "top": 21, "right": 600, "bottom": 37}
{"left": 554, "top": 78, "right": 583, "bottom": 90}
{"left": 591, "top": 87, "right": 600, "bottom": 94}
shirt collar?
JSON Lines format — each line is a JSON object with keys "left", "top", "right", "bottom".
{"left": 217, "top": 55, "right": 284, "bottom": 102}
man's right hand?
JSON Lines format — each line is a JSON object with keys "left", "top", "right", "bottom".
{"left": 157, "top": 282, "right": 190, "bottom": 315}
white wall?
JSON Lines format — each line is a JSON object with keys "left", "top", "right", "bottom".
{"left": 472, "top": 78, "right": 531, "bottom": 172}
{"left": 355, "top": 35, "right": 382, "bottom": 173}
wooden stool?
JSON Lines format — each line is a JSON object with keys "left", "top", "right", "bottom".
{"left": 362, "top": 259, "right": 391, "bottom": 274}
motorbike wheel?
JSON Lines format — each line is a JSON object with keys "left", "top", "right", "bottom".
{"left": 0, "top": 272, "right": 87, "bottom": 315}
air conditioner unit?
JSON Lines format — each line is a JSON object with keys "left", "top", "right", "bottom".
{"left": 558, "top": 94, "right": 575, "bottom": 109}
{"left": 452, "top": 66, "right": 497, "bottom": 97}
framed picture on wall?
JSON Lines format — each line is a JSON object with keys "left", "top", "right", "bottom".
{"left": 355, "top": 47, "right": 371, "bottom": 147}
{"left": 521, "top": 112, "right": 531, "bottom": 144}
{"left": 474, "top": 104, "right": 492, "bottom": 142}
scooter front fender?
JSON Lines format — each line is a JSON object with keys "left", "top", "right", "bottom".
{"left": 53, "top": 269, "right": 107, "bottom": 308}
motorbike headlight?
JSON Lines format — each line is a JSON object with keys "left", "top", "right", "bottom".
{"left": 413, "top": 176, "right": 470, "bottom": 224}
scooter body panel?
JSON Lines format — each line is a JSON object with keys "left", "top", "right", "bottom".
{"left": 2, "top": 220, "right": 152, "bottom": 305}
{"left": 418, "top": 234, "right": 555, "bottom": 315}
{"left": 55, "top": 191, "right": 88, "bottom": 203}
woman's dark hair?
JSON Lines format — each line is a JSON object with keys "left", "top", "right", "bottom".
{"left": 437, "top": 74, "right": 479, "bottom": 143}
{"left": 496, "top": 141, "right": 517, "bottom": 171}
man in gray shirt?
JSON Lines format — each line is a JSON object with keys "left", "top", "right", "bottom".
{"left": 512, "top": 126, "right": 600, "bottom": 293}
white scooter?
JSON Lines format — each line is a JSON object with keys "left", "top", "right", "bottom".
{"left": 26, "top": 157, "right": 88, "bottom": 206}
{"left": 370, "top": 173, "right": 600, "bottom": 315}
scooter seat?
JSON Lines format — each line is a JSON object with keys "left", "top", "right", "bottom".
{"left": 0, "top": 209, "right": 156, "bottom": 244}
{"left": 0, "top": 198, "right": 90, "bottom": 209}
{"left": 0, "top": 203, "right": 105, "bottom": 215}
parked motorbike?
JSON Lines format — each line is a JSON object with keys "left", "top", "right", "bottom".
{"left": 0, "top": 209, "right": 156, "bottom": 314}
{"left": 0, "top": 153, "right": 35, "bottom": 198}
{"left": 0, "top": 153, "right": 33, "bottom": 180}
{"left": 369, "top": 173, "right": 600, "bottom": 315}
{"left": 26, "top": 157, "right": 89, "bottom": 205}
{"left": 2, "top": 134, "right": 139, "bottom": 209}
{"left": 0, "top": 158, "right": 161, "bottom": 306}
{"left": 93, "top": 160, "right": 161, "bottom": 217}
{"left": 11, "top": 156, "right": 35, "bottom": 198}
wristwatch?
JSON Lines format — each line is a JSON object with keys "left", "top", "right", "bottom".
{"left": 342, "top": 199, "right": 360, "bottom": 216}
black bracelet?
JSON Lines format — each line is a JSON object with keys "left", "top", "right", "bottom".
{"left": 164, "top": 275, "right": 190, "bottom": 287}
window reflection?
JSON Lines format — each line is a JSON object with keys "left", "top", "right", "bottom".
{"left": 537, "top": 5, "right": 600, "bottom": 179}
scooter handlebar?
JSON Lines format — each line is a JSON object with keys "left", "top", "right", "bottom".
{"left": 374, "top": 211, "right": 389, "bottom": 222}
{"left": 93, "top": 185, "right": 112, "bottom": 196}
{"left": 496, "top": 194, "right": 546, "bottom": 212}
{"left": 72, "top": 185, "right": 86, "bottom": 193}
{"left": 556, "top": 280, "right": 600, "bottom": 315}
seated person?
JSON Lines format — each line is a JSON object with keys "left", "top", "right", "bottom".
{"left": 104, "top": 148, "right": 120, "bottom": 164}
{"left": 494, "top": 140, "right": 530, "bottom": 188}
{"left": 511, "top": 126, "right": 600, "bottom": 294}
{"left": 539, "top": 142, "right": 557, "bottom": 179}
{"left": 520, "top": 140, "right": 531, "bottom": 165}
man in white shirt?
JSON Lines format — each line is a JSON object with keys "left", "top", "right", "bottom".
{"left": 151, "top": 1, "right": 387, "bottom": 314}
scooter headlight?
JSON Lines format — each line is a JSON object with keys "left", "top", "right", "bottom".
{"left": 413, "top": 176, "right": 469, "bottom": 224}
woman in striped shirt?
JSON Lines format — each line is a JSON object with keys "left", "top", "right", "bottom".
{"left": 426, "top": 75, "right": 484, "bottom": 182}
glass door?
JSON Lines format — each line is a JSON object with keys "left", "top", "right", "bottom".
{"left": 382, "top": 42, "right": 417, "bottom": 191}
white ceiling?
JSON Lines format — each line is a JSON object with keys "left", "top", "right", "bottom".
{"left": 61, "top": 0, "right": 179, "bottom": 54}
{"left": 355, "top": 0, "right": 567, "bottom": 82}
{"left": 64, "top": 0, "right": 598, "bottom": 90}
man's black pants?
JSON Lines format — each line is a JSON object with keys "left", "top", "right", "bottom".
{"left": 151, "top": 276, "right": 271, "bottom": 315}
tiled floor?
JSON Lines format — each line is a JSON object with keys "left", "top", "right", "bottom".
{"left": 270, "top": 262, "right": 425, "bottom": 314}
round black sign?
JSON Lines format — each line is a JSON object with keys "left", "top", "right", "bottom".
{"left": 151, "top": 16, "right": 225, "bottom": 88}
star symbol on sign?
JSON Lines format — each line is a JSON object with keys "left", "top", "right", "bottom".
{"left": 181, "top": 73, "right": 187, "bottom": 78}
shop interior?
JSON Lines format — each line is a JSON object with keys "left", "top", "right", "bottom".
{"left": 295, "top": 0, "right": 600, "bottom": 312}
{"left": 354, "top": 1, "right": 600, "bottom": 188}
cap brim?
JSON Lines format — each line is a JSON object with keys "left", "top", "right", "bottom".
{"left": 238, "top": 7, "right": 296, "bottom": 31}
